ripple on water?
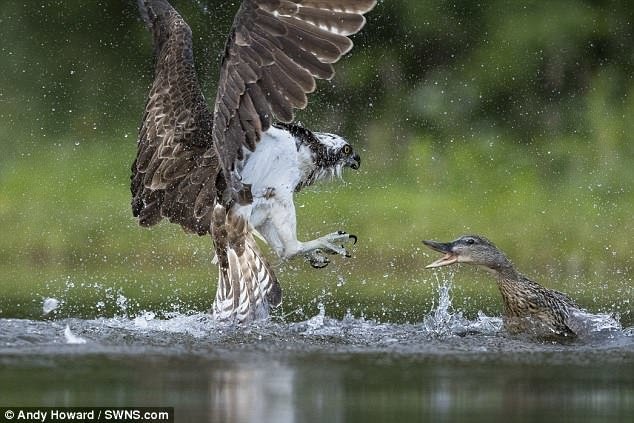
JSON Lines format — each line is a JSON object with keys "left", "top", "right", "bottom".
{"left": 1, "top": 281, "right": 632, "bottom": 365}
{"left": 0, "top": 307, "right": 632, "bottom": 366}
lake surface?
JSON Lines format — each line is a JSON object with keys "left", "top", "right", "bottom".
{"left": 1, "top": 303, "right": 633, "bottom": 423}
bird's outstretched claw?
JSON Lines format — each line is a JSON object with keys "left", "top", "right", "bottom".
{"left": 318, "top": 231, "right": 358, "bottom": 257}
{"left": 300, "top": 231, "right": 357, "bottom": 265}
{"left": 336, "top": 230, "right": 357, "bottom": 244}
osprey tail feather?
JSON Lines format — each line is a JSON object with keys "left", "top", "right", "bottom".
{"left": 211, "top": 204, "right": 281, "bottom": 323}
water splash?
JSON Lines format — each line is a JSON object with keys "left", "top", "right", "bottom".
{"left": 115, "top": 294, "right": 129, "bottom": 317}
{"left": 0, "top": 302, "right": 631, "bottom": 361}
{"left": 133, "top": 311, "right": 156, "bottom": 329}
{"left": 42, "top": 298, "right": 60, "bottom": 315}
{"left": 472, "top": 310, "right": 504, "bottom": 334}
{"left": 421, "top": 273, "right": 504, "bottom": 337}
{"left": 63, "top": 325, "right": 87, "bottom": 344}
{"left": 302, "top": 302, "right": 326, "bottom": 331}
{"left": 567, "top": 309, "right": 622, "bottom": 337}
{"left": 14, "top": 273, "right": 629, "bottom": 353}
{"left": 92, "top": 312, "right": 216, "bottom": 339}
{"left": 422, "top": 279, "right": 469, "bottom": 336}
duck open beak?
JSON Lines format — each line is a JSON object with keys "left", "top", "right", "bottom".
{"left": 422, "top": 240, "right": 458, "bottom": 268}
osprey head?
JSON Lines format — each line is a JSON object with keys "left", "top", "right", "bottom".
{"left": 314, "top": 132, "right": 361, "bottom": 171}
{"left": 273, "top": 123, "right": 360, "bottom": 190}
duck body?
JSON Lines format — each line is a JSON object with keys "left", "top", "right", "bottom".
{"left": 494, "top": 266, "right": 577, "bottom": 338}
{"left": 424, "top": 235, "right": 578, "bottom": 339}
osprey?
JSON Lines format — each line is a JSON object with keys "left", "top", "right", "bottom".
{"left": 132, "top": 0, "right": 374, "bottom": 323}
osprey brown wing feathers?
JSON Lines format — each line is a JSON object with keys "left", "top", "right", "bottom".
{"left": 131, "top": 0, "right": 215, "bottom": 235}
{"left": 212, "top": 0, "right": 376, "bottom": 180}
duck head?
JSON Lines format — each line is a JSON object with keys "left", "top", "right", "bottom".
{"left": 423, "top": 235, "right": 511, "bottom": 270}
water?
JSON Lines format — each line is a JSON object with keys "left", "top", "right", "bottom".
{"left": 1, "top": 284, "right": 632, "bottom": 422}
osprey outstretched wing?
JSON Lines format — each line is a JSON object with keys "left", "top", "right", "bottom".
{"left": 132, "top": 0, "right": 215, "bottom": 235}
{"left": 132, "top": 0, "right": 373, "bottom": 323}
{"left": 211, "top": 0, "right": 375, "bottom": 192}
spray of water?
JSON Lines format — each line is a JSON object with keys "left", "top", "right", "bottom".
{"left": 421, "top": 272, "right": 502, "bottom": 337}
{"left": 422, "top": 274, "right": 468, "bottom": 336}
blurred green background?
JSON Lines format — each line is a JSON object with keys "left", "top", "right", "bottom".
{"left": 0, "top": 0, "right": 631, "bottom": 324}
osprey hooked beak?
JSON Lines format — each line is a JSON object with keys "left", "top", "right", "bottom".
{"left": 347, "top": 152, "right": 361, "bottom": 170}
{"left": 422, "top": 240, "right": 458, "bottom": 268}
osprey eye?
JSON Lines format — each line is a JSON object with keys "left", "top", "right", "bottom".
{"left": 342, "top": 145, "right": 352, "bottom": 155}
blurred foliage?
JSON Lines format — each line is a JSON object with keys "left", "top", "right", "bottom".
{"left": 2, "top": 0, "right": 633, "bottom": 145}
{"left": 0, "top": 0, "right": 632, "bottom": 323}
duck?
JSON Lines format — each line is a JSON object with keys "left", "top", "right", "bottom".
{"left": 423, "top": 235, "right": 578, "bottom": 339}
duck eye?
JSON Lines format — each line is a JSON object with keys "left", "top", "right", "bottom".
{"left": 466, "top": 238, "right": 475, "bottom": 245}
{"left": 342, "top": 145, "right": 352, "bottom": 155}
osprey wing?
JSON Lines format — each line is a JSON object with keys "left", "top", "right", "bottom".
{"left": 131, "top": 0, "right": 218, "bottom": 235}
{"left": 212, "top": 0, "right": 376, "bottom": 197}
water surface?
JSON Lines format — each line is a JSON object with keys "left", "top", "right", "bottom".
{"left": 1, "top": 302, "right": 632, "bottom": 423}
